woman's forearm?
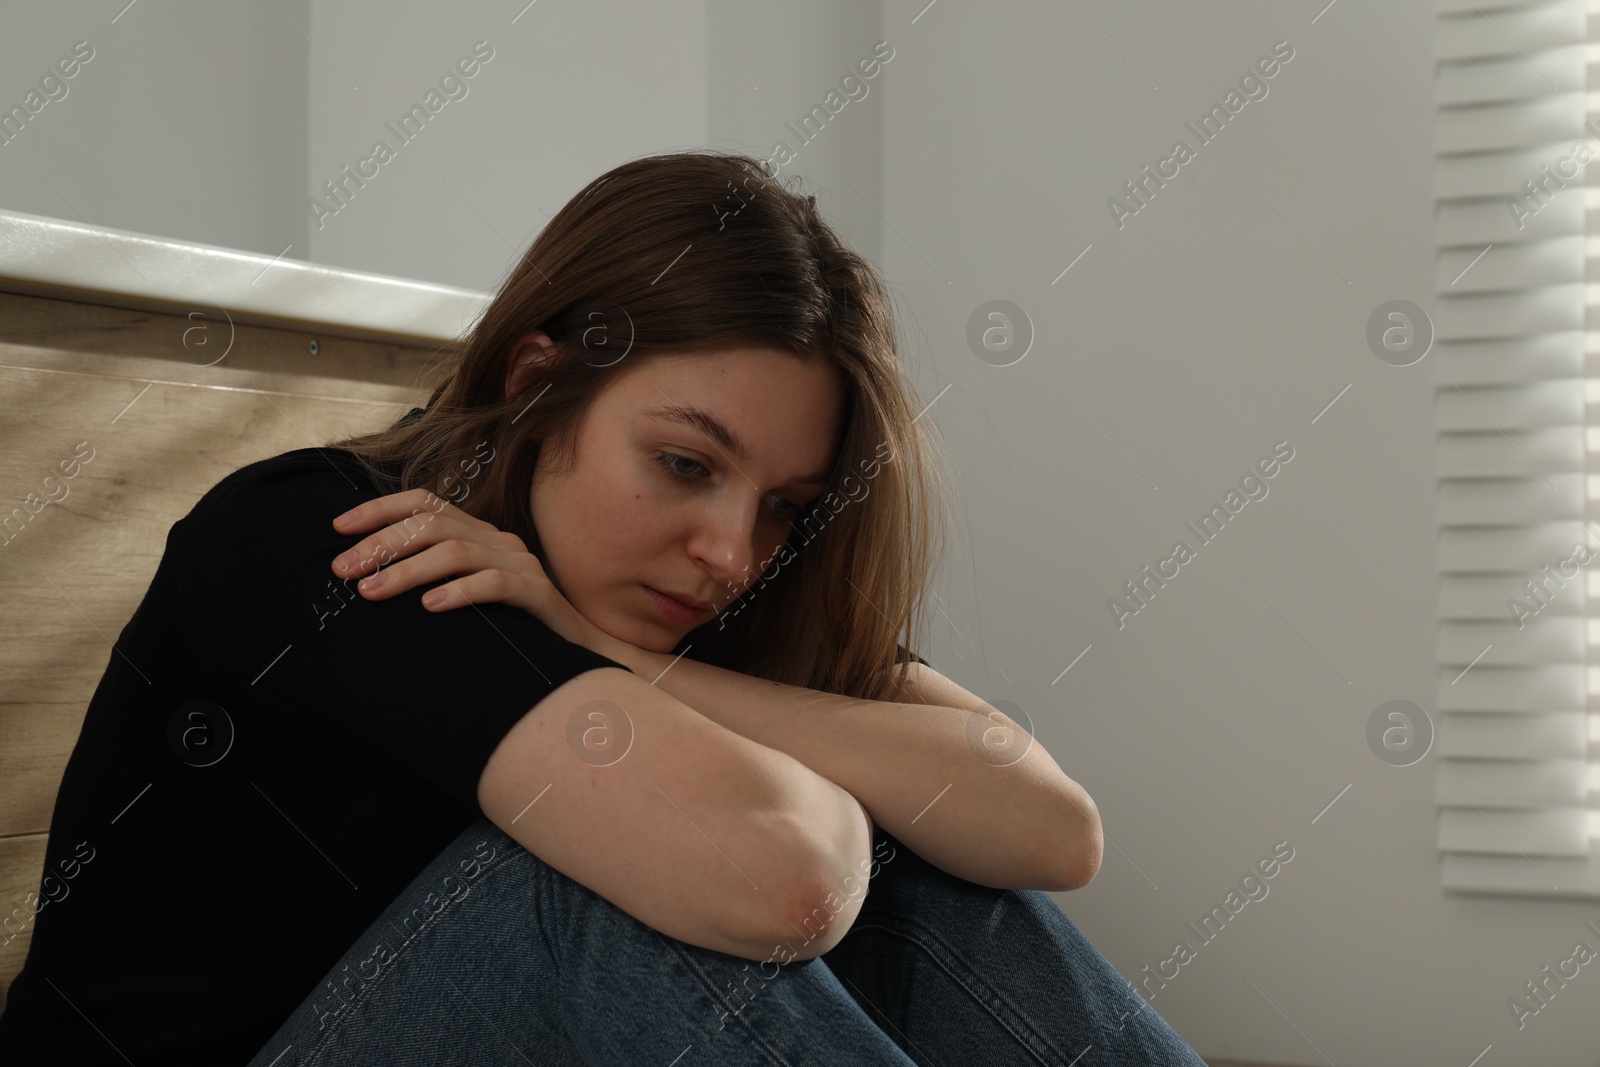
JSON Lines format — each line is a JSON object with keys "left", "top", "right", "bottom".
{"left": 608, "top": 644, "right": 1098, "bottom": 892}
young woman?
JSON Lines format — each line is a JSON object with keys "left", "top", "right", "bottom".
{"left": 0, "top": 151, "right": 1208, "bottom": 1065}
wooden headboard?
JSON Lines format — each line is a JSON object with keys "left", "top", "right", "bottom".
{"left": 0, "top": 210, "right": 488, "bottom": 1007}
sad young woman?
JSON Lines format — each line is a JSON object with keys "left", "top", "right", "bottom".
{"left": 0, "top": 151, "right": 1208, "bottom": 1066}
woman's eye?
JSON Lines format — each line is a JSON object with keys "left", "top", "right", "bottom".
{"left": 655, "top": 452, "right": 704, "bottom": 481}
{"left": 654, "top": 452, "right": 804, "bottom": 520}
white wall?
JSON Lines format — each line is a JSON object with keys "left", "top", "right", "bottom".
{"left": 881, "top": 2, "right": 1588, "bottom": 1065}
{"left": 704, "top": 0, "right": 885, "bottom": 267}
{"left": 300, "top": 0, "right": 885, "bottom": 292}
{"left": 0, "top": 1, "right": 308, "bottom": 260}
{"left": 304, "top": 0, "right": 708, "bottom": 291}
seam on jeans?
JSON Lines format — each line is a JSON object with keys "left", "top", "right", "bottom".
{"left": 662, "top": 935, "right": 804, "bottom": 1067}
{"left": 845, "top": 917, "right": 1077, "bottom": 1067}
{"left": 297, "top": 836, "right": 529, "bottom": 1066}
{"left": 829, "top": 968, "right": 940, "bottom": 1067}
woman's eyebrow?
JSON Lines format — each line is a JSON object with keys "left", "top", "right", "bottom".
{"left": 641, "top": 403, "right": 832, "bottom": 486}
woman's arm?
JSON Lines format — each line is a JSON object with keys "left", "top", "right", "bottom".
{"left": 606, "top": 646, "right": 1102, "bottom": 893}
{"left": 478, "top": 665, "right": 873, "bottom": 963}
{"left": 327, "top": 494, "right": 1094, "bottom": 891}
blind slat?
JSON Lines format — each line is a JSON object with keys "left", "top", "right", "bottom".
{"left": 1436, "top": 48, "right": 1587, "bottom": 106}
{"left": 1437, "top": 475, "right": 1585, "bottom": 525}
{"left": 1439, "top": 573, "right": 1589, "bottom": 617}
{"left": 1441, "top": 853, "right": 1598, "bottom": 897}
{"left": 1437, "top": 523, "right": 1592, "bottom": 571}
{"left": 1433, "top": 380, "right": 1585, "bottom": 430}
{"left": 1434, "top": 5, "right": 1586, "bottom": 62}
{"left": 1436, "top": 428, "right": 1583, "bottom": 478}
{"left": 1435, "top": 758, "right": 1588, "bottom": 807}
{"left": 1434, "top": 664, "right": 1586, "bottom": 713}
{"left": 1433, "top": 236, "right": 1583, "bottom": 292}
{"left": 1439, "top": 711, "right": 1589, "bottom": 759}
{"left": 1436, "top": 618, "right": 1586, "bottom": 665}
{"left": 1434, "top": 333, "right": 1585, "bottom": 386}
{"left": 1437, "top": 806, "right": 1590, "bottom": 855}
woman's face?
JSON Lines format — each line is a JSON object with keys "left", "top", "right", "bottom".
{"left": 513, "top": 334, "right": 846, "bottom": 653}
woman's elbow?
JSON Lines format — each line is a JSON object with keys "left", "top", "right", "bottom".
{"left": 1057, "top": 787, "right": 1103, "bottom": 890}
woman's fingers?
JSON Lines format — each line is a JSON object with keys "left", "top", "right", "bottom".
{"left": 327, "top": 490, "right": 539, "bottom": 611}
{"left": 332, "top": 487, "right": 448, "bottom": 535}
{"left": 331, "top": 490, "right": 462, "bottom": 579}
{"left": 350, "top": 537, "right": 471, "bottom": 598}
{"left": 419, "top": 569, "right": 525, "bottom": 612}
{"left": 351, "top": 539, "right": 536, "bottom": 609}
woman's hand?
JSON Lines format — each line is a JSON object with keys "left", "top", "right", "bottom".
{"left": 328, "top": 489, "right": 628, "bottom": 662}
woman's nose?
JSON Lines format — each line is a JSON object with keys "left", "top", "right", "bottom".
{"left": 690, "top": 501, "right": 774, "bottom": 595}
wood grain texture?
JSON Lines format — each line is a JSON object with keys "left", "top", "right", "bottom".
{"left": 0, "top": 289, "right": 450, "bottom": 999}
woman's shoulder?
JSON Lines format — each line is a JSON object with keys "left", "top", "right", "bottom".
{"left": 193, "top": 447, "right": 379, "bottom": 511}
{"left": 175, "top": 446, "right": 391, "bottom": 550}
{"left": 193, "top": 408, "right": 422, "bottom": 513}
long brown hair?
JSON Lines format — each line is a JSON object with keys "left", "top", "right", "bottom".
{"left": 331, "top": 150, "right": 948, "bottom": 701}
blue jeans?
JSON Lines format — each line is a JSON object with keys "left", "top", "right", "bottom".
{"left": 246, "top": 819, "right": 1206, "bottom": 1066}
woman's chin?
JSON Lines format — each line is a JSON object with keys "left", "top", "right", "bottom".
{"left": 614, "top": 620, "right": 683, "bottom": 655}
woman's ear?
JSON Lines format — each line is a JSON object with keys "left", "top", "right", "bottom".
{"left": 504, "top": 329, "right": 559, "bottom": 399}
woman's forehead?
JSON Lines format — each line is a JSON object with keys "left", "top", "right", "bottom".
{"left": 611, "top": 354, "right": 845, "bottom": 473}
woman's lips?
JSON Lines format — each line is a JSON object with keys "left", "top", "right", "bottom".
{"left": 644, "top": 585, "right": 709, "bottom": 623}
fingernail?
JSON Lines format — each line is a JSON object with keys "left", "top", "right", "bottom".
{"left": 335, "top": 550, "right": 361, "bottom": 574}
{"left": 422, "top": 589, "right": 445, "bottom": 607}
{"left": 360, "top": 572, "right": 386, "bottom": 591}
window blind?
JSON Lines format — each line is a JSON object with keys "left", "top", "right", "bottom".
{"left": 1433, "top": 0, "right": 1599, "bottom": 897}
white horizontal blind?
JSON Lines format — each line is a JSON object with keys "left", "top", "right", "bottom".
{"left": 1433, "top": 0, "right": 1599, "bottom": 897}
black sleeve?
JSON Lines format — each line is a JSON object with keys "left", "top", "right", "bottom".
{"left": 894, "top": 643, "right": 930, "bottom": 669}
{"left": 173, "top": 449, "right": 633, "bottom": 815}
